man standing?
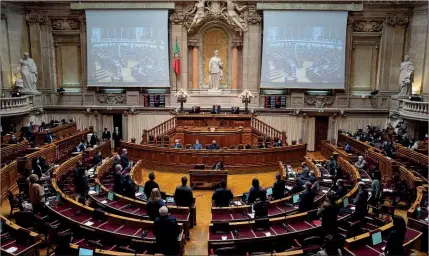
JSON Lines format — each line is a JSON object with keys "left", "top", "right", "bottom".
{"left": 102, "top": 128, "right": 111, "bottom": 140}
{"left": 272, "top": 173, "right": 286, "bottom": 200}
{"left": 154, "top": 206, "right": 180, "bottom": 255}
{"left": 144, "top": 172, "right": 160, "bottom": 199}
{"left": 112, "top": 127, "right": 122, "bottom": 150}
{"left": 29, "top": 174, "right": 45, "bottom": 214}
{"left": 174, "top": 177, "right": 193, "bottom": 207}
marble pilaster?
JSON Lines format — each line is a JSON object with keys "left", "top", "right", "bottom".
{"left": 231, "top": 44, "right": 239, "bottom": 89}
{"left": 192, "top": 46, "right": 199, "bottom": 90}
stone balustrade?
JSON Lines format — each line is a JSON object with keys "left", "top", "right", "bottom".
{"left": 0, "top": 96, "right": 34, "bottom": 116}
{"left": 399, "top": 99, "right": 428, "bottom": 121}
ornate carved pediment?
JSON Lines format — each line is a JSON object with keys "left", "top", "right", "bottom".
{"left": 98, "top": 93, "right": 126, "bottom": 105}
{"left": 26, "top": 11, "right": 49, "bottom": 24}
{"left": 385, "top": 13, "right": 409, "bottom": 26}
{"left": 305, "top": 96, "right": 333, "bottom": 108}
{"left": 184, "top": 0, "right": 248, "bottom": 36}
{"left": 353, "top": 20, "right": 383, "bottom": 32}
{"left": 247, "top": 6, "right": 261, "bottom": 24}
{"left": 51, "top": 18, "right": 80, "bottom": 30}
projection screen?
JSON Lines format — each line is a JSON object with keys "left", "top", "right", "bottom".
{"left": 86, "top": 10, "right": 169, "bottom": 87}
{"left": 260, "top": 11, "right": 348, "bottom": 89}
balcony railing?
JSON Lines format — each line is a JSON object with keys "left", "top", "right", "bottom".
{"left": 0, "top": 96, "right": 33, "bottom": 116}
{"left": 398, "top": 99, "right": 428, "bottom": 121}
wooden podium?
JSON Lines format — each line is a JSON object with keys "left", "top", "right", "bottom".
{"left": 189, "top": 169, "right": 228, "bottom": 189}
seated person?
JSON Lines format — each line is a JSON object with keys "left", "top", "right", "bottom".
{"left": 144, "top": 172, "right": 160, "bottom": 199}
{"left": 174, "top": 176, "right": 194, "bottom": 207}
{"left": 147, "top": 188, "right": 165, "bottom": 220}
{"left": 172, "top": 139, "right": 182, "bottom": 149}
{"left": 247, "top": 178, "right": 262, "bottom": 204}
{"left": 300, "top": 162, "right": 310, "bottom": 179}
{"left": 154, "top": 206, "right": 180, "bottom": 255}
{"left": 212, "top": 105, "right": 221, "bottom": 114}
{"left": 274, "top": 139, "right": 282, "bottom": 147}
{"left": 93, "top": 151, "right": 102, "bottom": 166}
{"left": 326, "top": 156, "right": 337, "bottom": 176}
{"left": 212, "top": 180, "right": 233, "bottom": 207}
{"left": 8, "top": 135, "right": 18, "bottom": 144}
{"left": 44, "top": 130, "right": 53, "bottom": 144}
{"left": 272, "top": 173, "right": 286, "bottom": 200}
{"left": 333, "top": 179, "right": 346, "bottom": 199}
{"left": 193, "top": 139, "right": 203, "bottom": 150}
{"left": 344, "top": 142, "right": 352, "bottom": 153}
{"left": 212, "top": 160, "right": 224, "bottom": 170}
{"left": 73, "top": 140, "right": 86, "bottom": 152}
{"left": 289, "top": 179, "right": 304, "bottom": 195}
{"left": 113, "top": 154, "right": 121, "bottom": 169}
{"left": 253, "top": 190, "right": 269, "bottom": 218}
{"left": 316, "top": 234, "right": 343, "bottom": 256}
{"left": 354, "top": 156, "right": 367, "bottom": 170}
{"left": 308, "top": 170, "right": 317, "bottom": 184}
{"left": 210, "top": 140, "right": 220, "bottom": 150}
{"left": 298, "top": 182, "right": 315, "bottom": 212}
{"left": 120, "top": 149, "right": 130, "bottom": 170}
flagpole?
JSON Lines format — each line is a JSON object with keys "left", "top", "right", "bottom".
{"left": 175, "top": 37, "right": 178, "bottom": 91}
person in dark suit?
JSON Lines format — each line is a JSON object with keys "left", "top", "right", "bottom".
{"left": 31, "top": 158, "right": 42, "bottom": 179}
{"left": 120, "top": 148, "right": 130, "bottom": 171}
{"left": 299, "top": 182, "right": 315, "bottom": 212}
{"left": 113, "top": 154, "right": 121, "bottom": 169}
{"left": 154, "top": 206, "right": 180, "bottom": 255}
{"left": 333, "top": 179, "right": 347, "bottom": 200}
{"left": 308, "top": 171, "right": 317, "bottom": 184}
{"left": 384, "top": 215, "right": 406, "bottom": 256}
{"left": 112, "top": 127, "right": 122, "bottom": 150}
{"left": 210, "top": 140, "right": 220, "bottom": 150}
{"left": 147, "top": 188, "right": 165, "bottom": 220}
{"left": 253, "top": 190, "right": 269, "bottom": 218}
{"left": 8, "top": 135, "right": 18, "bottom": 144}
{"left": 193, "top": 139, "right": 203, "bottom": 150}
{"left": 144, "top": 172, "right": 160, "bottom": 199}
{"left": 90, "top": 133, "right": 98, "bottom": 147}
{"left": 247, "top": 178, "right": 262, "bottom": 204}
{"left": 326, "top": 156, "right": 337, "bottom": 177}
{"left": 122, "top": 174, "right": 136, "bottom": 198}
{"left": 274, "top": 139, "right": 282, "bottom": 147}
{"left": 212, "top": 161, "right": 224, "bottom": 170}
{"left": 44, "top": 130, "right": 53, "bottom": 144}
{"left": 289, "top": 179, "right": 303, "bottom": 195}
{"left": 102, "top": 128, "right": 111, "bottom": 140}
{"left": 113, "top": 164, "right": 124, "bottom": 194}
{"left": 173, "top": 139, "right": 183, "bottom": 149}
{"left": 93, "top": 151, "right": 102, "bottom": 166}
{"left": 317, "top": 192, "right": 339, "bottom": 236}
{"left": 174, "top": 176, "right": 193, "bottom": 207}
{"left": 212, "top": 105, "right": 221, "bottom": 114}
{"left": 272, "top": 173, "right": 286, "bottom": 200}
{"left": 212, "top": 180, "right": 233, "bottom": 207}
{"left": 74, "top": 167, "right": 89, "bottom": 200}
{"left": 38, "top": 156, "right": 49, "bottom": 173}
{"left": 353, "top": 182, "right": 368, "bottom": 222}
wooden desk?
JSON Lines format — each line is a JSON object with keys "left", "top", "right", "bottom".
{"left": 321, "top": 140, "right": 358, "bottom": 163}
{"left": 123, "top": 142, "right": 306, "bottom": 171}
{"left": 33, "top": 122, "right": 78, "bottom": 145}
{"left": 189, "top": 169, "right": 228, "bottom": 189}
{"left": 0, "top": 215, "right": 41, "bottom": 256}
{"left": 337, "top": 132, "right": 371, "bottom": 156}
{"left": 175, "top": 114, "right": 252, "bottom": 128}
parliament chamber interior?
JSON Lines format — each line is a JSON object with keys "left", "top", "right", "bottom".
{"left": 0, "top": 0, "right": 428, "bottom": 255}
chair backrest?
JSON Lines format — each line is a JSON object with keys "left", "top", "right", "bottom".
{"left": 265, "top": 137, "right": 271, "bottom": 142}
{"left": 245, "top": 144, "right": 251, "bottom": 149}
{"left": 186, "top": 144, "right": 192, "bottom": 149}
{"left": 214, "top": 246, "right": 236, "bottom": 256}
{"left": 7, "top": 190, "right": 18, "bottom": 206}
{"left": 237, "top": 144, "right": 244, "bottom": 149}
{"left": 258, "top": 136, "right": 264, "bottom": 142}
{"left": 206, "top": 144, "right": 211, "bottom": 149}
{"left": 230, "top": 145, "right": 236, "bottom": 149}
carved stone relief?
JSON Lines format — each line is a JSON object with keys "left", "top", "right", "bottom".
{"left": 26, "top": 11, "right": 49, "bottom": 24}
{"left": 305, "top": 96, "right": 333, "bottom": 108}
{"left": 385, "top": 13, "right": 409, "bottom": 26}
{"left": 184, "top": 0, "right": 248, "bottom": 35}
{"left": 51, "top": 18, "right": 80, "bottom": 30}
{"left": 353, "top": 20, "right": 383, "bottom": 32}
{"left": 98, "top": 94, "right": 126, "bottom": 105}
{"left": 247, "top": 6, "right": 261, "bottom": 25}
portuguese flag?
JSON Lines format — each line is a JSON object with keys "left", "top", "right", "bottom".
{"left": 173, "top": 40, "right": 180, "bottom": 76}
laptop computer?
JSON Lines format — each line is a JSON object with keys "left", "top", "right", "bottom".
{"left": 292, "top": 194, "right": 300, "bottom": 204}
{"left": 266, "top": 187, "right": 273, "bottom": 197}
{"left": 371, "top": 231, "right": 382, "bottom": 246}
{"left": 79, "top": 248, "right": 94, "bottom": 256}
{"left": 107, "top": 191, "right": 114, "bottom": 201}
{"left": 242, "top": 193, "right": 249, "bottom": 202}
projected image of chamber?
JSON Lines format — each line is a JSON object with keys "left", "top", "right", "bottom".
{"left": 86, "top": 10, "right": 169, "bottom": 87}
{"left": 261, "top": 11, "right": 348, "bottom": 89}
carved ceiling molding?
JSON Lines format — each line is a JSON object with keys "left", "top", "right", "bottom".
{"left": 51, "top": 18, "right": 80, "bottom": 30}
{"left": 353, "top": 20, "right": 383, "bottom": 32}
{"left": 385, "top": 13, "right": 409, "bottom": 26}
{"left": 305, "top": 96, "right": 334, "bottom": 108}
{"left": 26, "top": 10, "right": 49, "bottom": 25}
{"left": 98, "top": 93, "right": 126, "bottom": 105}
{"left": 184, "top": 0, "right": 248, "bottom": 36}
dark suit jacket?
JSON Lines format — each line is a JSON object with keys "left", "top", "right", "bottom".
{"left": 112, "top": 132, "right": 122, "bottom": 142}
{"left": 385, "top": 229, "right": 405, "bottom": 255}
{"left": 8, "top": 138, "right": 17, "bottom": 144}
{"left": 174, "top": 185, "right": 193, "bottom": 207}
{"left": 253, "top": 200, "right": 269, "bottom": 218}
{"left": 299, "top": 189, "right": 315, "bottom": 212}
{"left": 102, "top": 131, "right": 111, "bottom": 140}
{"left": 144, "top": 180, "right": 160, "bottom": 198}
{"left": 113, "top": 172, "right": 124, "bottom": 193}
{"left": 353, "top": 189, "right": 368, "bottom": 218}
{"left": 273, "top": 180, "right": 286, "bottom": 200}
{"left": 210, "top": 144, "right": 220, "bottom": 150}
{"left": 247, "top": 186, "right": 261, "bottom": 204}
{"left": 147, "top": 199, "right": 165, "bottom": 220}
{"left": 120, "top": 154, "right": 129, "bottom": 169}
{"left": 154, "top": 215, "right": 180, "bottom": 254}
{"left": 212, "top": 188, "right": 233, "bottom": 207}
{"left": 317, "top": 202, "right": 339, "bottom": 234}
{"left": 93, "top": 155, "right": 102, "bottom": 166}
{"left": 44, "top": 134, "right": 53, "bottom": 144}
{"left": 173, "top": 143, "right": 183, "bottom": 149}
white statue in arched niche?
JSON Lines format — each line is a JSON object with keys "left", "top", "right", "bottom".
{"left": 398, "top": 55, "right": 413, "bottom": 96}
{"left": 16, "top": 52, "right": 39, "bottom": 94}
{"left": 208, "top": 49, "right": 223, "bottom": 91}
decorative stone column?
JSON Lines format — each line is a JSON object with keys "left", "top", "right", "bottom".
{"left": 231, "top": 42, "right": 242, "bottom": 90}
{"left": 170, "top": 9, "right": 188, "bottom": 91}
{"left": 243, "top": 7, "right": 262, "bottom": 91}
{"left": 79, "top": 15, "right": 87, "bottom": 88}
{"left": 190, "top": 42, "right": 199, "bottom": 90}
{"left": 26, "top": 11, "right": 51, "bottom": 90}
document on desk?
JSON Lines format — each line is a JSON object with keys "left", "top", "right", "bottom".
{"left": 234, "top": 201, "right": 242, "bottom": 206}
{"left": 265, "top": 232, "right": 272, "bottom": 237}
{"left": 5, "top": 247, "right": 18, "bottom": 253}
{"left": 248, "top": 213, "right": 255, "bottom": 218}
{"left": 88, "top": 190, "right": 97, "bottom": 195}
{"left": 135, "top": 192, "right": 142, "bottom": 197}
{"left": 101, "top": 200, "right": 107, "bottom": 204}
{"left": 221, "top": 236, "right": 227, "bottom": 240}
{"left": 84, "top": 221, "right": 94, "bottom": 226}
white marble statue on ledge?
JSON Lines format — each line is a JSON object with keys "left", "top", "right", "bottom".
{"left": 16, "top": 52, "right": 39, "bottom": 94}
{"left": 208, "top": 49, "right": 223, "bottom": 92}
{"left": 398, "top": 55, "right": 413, "bottom": 96}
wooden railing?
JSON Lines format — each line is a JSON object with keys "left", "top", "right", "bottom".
{"left": 144, "top": 116, "right": 177, "bottom": 142}
{"left": 251, "top": 117, "right": 286, "bottom": 143}
{"left": 399, "top": 99, "right": 428, "bottom": 120}
{"left": 1, "top": 140, "right": 29, "bottom": 164}
{"left": 0, "top": 96, "right": 33, "bottom": 116}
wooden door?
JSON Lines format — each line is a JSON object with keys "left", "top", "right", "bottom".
{"left": 315, "top": 117, "right": 329, "bottom": 151}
